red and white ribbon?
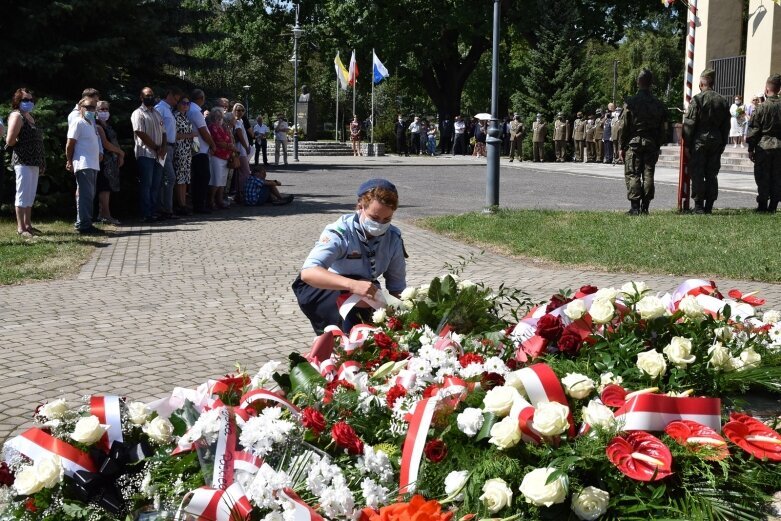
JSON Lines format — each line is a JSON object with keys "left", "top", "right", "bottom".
{"left": 212, "top": 408, "right": 237, "bottom": 490}
{"left": 399, "top": 396, "right": 439, "bottom": 494}
{"left": 335, "top": 361, "right": 362, "bottom": 382}
{"left": 5, "top": 428, "right": 96, "bottom": 477}
{"left": 325, "top": 324, "right": 378, "bottom": 353}
{"left": 338, "top": 292, "right": 386, "bottom": 320}
{"left": 233, "top": 451, "right": 263, "bottom": 475}
{"left": 517, "top": 364, "right": 576, "bottom": 436}
{"left": 614, "top": 394, "right": 721, "bottom": 432}
{"left": 280, "top": 488, "right": 325, "bottom": 521}
{"left": 181, "top": 482, "right": 252, "bottom": 521}
{"left": 90, "top": 395, "right": 123, "bottom": 453}
{"left": 240, "top": 389, "right": 301, "bottom": 417}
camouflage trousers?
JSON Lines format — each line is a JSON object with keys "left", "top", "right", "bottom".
{"left": 624, "top": 145, "right": 659, "bottom": 201}
{"left": 754, "top": 147, "right": 781, "bottom": 204}
{"left": 689, "top": 140, "right": 723, "bottom": 202}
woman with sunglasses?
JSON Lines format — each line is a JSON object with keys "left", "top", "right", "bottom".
{"left": 5, "top": 88, "right": 45, "bottom": 238}
{"left": 173, "top": 97, "right": 195, "bottom": 214}
{"left": 95, "top": 100, "right": 125, "bottom": 225}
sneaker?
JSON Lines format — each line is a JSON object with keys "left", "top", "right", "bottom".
{"left": 99, "top": 216, "right": 121, "bottom": 225}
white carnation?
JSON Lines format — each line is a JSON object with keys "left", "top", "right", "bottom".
{"left": 457, "top": 407, "right": 485, "bottom": 437}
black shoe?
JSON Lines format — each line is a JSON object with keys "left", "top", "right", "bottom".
{"left": 693, "top": 201, "right": 705, "bottom": 214}
{"left": 626, "top": 200, "right": 640, "bottom": 216}
{"left": 769, "top": 201, "right": 779, "bottom": 213}
{"left": 704, "top": 200, "right": 714, "bottom": 214}
{"left": 640, "top": 200, "right": 650, "bottom": 214}
{"left": 141, "top": 216, "right": 157, "bottom": 223}
{"left": 78, "top": 226, "right": 105, "bottom": 235}
{"left": 194, "top": 208, "right": 212, "bottom": 214}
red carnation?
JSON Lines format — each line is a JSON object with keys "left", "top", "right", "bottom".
{"left": 459, "top": 353, "right": 484, "bottom": 368}
{"left": 0, "top": 462, "right": 14, "bottom": 487}
{"left": 535, "top": 314, "right": 564, "bottom": 341}
{"left": 579, "top": 285, "right": 598, "bottom": 295}
{"left": 25, "top": 498, "right": 37, "bottom": 513}
{"left": 301, "top": 407, "right": 327, "bottom": 435}
{"left": 386, "top": 316, "right": 402, "bottom": 331}
{"left": 386, "top": 384, "right": 407, "bottom": 409}
{"left": 557, "top": 325, "right": 583, "bottom": 354}
{"left": 546, "top": 294, "right": 572, "bottom": 313}
{"left": 481, "top": 372, "right": 505, "bottom": 390}
{"left": 409, "top": 322, "right": 421, "bottom": 329}
{"left": 331, "top": 421, "right": 364, "bottom": 455}
{"left": 424, "top": 439, "right": 448, "bottom": 463}
{"left": 373, "top": 332, "right": 395, "bottom": 349}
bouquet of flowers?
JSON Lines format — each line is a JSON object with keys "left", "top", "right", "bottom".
{"left": 2, "top": 275, "right": 781, "bottom": 520}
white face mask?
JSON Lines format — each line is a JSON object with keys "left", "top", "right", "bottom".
{"left": 97, "top": 111, "right": 110, "bottom": 121}
{"left": 360, "top": 211, "right": 391, "bottom": 236}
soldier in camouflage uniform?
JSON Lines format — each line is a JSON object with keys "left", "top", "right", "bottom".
{"left": 619, "top": 69, "right": 668, "bottom": 215}
{"left": 509, "top": 114, "right": 525, "bottom": 162}
{"left": 573, "top": 111, "right": 586, "bottom": 162}
{"left": 554, "top": 112, "right": 569, "bottom": 162}
{"left": 746, "top": 74, "right": 781, "bottom": 213}
{"left": 682, "top": 69, "right": 731, "bottom": 214}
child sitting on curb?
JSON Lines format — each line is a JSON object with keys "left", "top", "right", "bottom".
{"left": 244, "top": 164, "right": 294, "bottom": 206}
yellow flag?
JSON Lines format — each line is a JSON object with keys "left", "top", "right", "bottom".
{"left": 334, "top": 53, "right": 350, "bottom": 91}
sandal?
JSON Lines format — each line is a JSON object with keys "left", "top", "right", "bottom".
{"left": 17, "top": 230, "right": 34, "bottom": 238}
{"left": 272, "top": 195, "right": 294, "bottom": 206}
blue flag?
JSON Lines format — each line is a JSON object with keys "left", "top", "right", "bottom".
{"left": 372, "top": 51, "right": 389, "bottom": 85}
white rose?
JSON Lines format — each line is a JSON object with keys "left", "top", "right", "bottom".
{"left": 519, "top": 467, "right": 568, "bottom": 507}
{"left": 621, "top": 281, "right": 649, "bottom": 297}
{"left": 636, "top": 295, "right": 666, "bottom": 320}
{"left": 127, "top": 402, "right": 151, "bottom": 426}
{"left": 663, "top": 337, "right": 696, "bottom": 369}
{"left": 531, "top": 401, "right": 570, "bottom": 437}
{"left": 593, "top": 287, "right": 619, "bottom": 302}
{"left": 372, "top": 308, "right": 387, "bottom": 324}
{"left": 571, "top": 486, "right": 610, "bottom": 520}
{"left": 401, "top": 299, "right": 415, "bottom": 310}
{"left": 479, "top": 478, "right": 514, "bottom": 513}
{"left": 482, "top": 386, "right": 521, "bottom": 417}
{"left": 708, "top": 342, "right": 731, "bottom": 370}
{"left": 564, "top": 300, "right": 587, "bottom": 321}
{"left": 13, "top": 465, "right": 43, "bottom": 496}
{"left": 739, "top": 347, "right": 761, "bottom": 370}
{"left": 34, "top": 455, "right": 64, "bottom": 488}
{"left": 636, "top": 350, "right": 667, "bottom": 378}
{"left": 144, "top": 417, "right": 174, "bottom": 444}
{"left": 444, "top": 470, "right": 469, "bottom": 500}
{"left": 561, "top": 373, "right": 595, "bottom": 399}
{"left": 503, "top": 370, "right": 526, "bottom": 394}
{"left": 589, "top": 299, "right": 615, "bottom": 325}
{"left": 39, "top": 398, "right": 69, "bottom": 419}
{"left": 71, "top": 415, "right": 107, "bottom": 445}
{"left": 678, "top": 295, "right": 704, "bottom": 319}
{"left": 714, "top": 326, "right": 733, "bottom": 342}
{"left": 764, "top": 310, "right": 781, "bottom": 324}
{"left": 400, "top": 287, "right": 417, "bottom": 300}
{"left": 598, "top": 372, "right": 623, "bottom": 391}
{"left": 583, "top": 399, "right": 616, "bottom": 429}
{"left": 457, "top": 408, "right": 485, "bottom": 437}
{"left": 488, "top": 416, "right": 522, "bottom": 449}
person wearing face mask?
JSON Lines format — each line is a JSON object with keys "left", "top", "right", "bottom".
{"left": 572, "top": 112, "right": 586, "bottom": 162}
{"left": 131, "top": 87, "right": 166, "bottom": 223}
{"left": 66, "top": 96, "right": 103, "bottom": 234}
{"left": 95, "top": 100, "right": 125, "bottom": 225}
{"left": 453, "top": 115, "right": 466, "bottom": 155}
{"left": 729, "top": 95, "right": 746, "bottom": 148}
{"left": 6, "top": 88, "right": 45, "bottom": 238}
{"left": 584, "top": 116, "right": 596, "bottom": 162}
{"left": 293, "top": 178, "right": 407, "bottom": 334}
{"left": 532, "top": 113, "right": 547, "bottom": 162}
{"left": 611, "top": 107, "right": 623, "bottom": 165}
{"left": 394, "top": 114, "right": 408, "bottom": 156}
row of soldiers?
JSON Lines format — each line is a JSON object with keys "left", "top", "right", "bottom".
{"left": 508, "top": 109, "right": 626, "bottom": 164}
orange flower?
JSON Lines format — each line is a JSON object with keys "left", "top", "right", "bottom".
{"left": 359, "top": 495, "right": 453, "bottom": 521}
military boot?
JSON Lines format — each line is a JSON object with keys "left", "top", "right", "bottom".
{"left": 640, "top": 199, "right": 650, "bottom": 215}
{"left": 756, "top": 200, "right": 769, "bottom": 213}
{"left": 626, "top": 200, "right": 640, "bottom": 216}
{"left": 704, "top": 200, "right": 714, "bottom": 214}
{"left": 694, "top": 200, "right": 705, "bottom": 214}
{"left": 769, "top": 200, "right": 779, "bottom": 213}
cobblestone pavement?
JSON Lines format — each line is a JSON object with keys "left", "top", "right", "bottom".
{"left": 1, "top": 156, "right": 778, "bottom": 442}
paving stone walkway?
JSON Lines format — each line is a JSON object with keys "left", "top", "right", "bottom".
{"left": 1, "top": 156, "right": 779, "bottom": 443}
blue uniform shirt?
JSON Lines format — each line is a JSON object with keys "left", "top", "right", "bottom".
{"left": 302, "top": 213, "right": 407, "bottom": 293}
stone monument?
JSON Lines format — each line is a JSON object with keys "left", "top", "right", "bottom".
{"left": 297, "top": 85, "right": 318, "bottom": 141}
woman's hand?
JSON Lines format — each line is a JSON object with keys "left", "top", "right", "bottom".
{"left": 349, "top": 280, "right": 378, "bottom": 300}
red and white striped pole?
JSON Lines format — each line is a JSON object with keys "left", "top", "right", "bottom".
{"left": 678, "top": 0, "right": 697, "bottom": 212}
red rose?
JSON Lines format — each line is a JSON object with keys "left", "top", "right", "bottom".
{"left": 535, "top": 314, "right": 564, "bottom": 341}
{"left": 424, "top": 439, "right": 448, "bottom": 463}
{"left": 505, "top": 358, "right": 520, "bottom": 371}
{"left": 373, "top": 332, "right": 395, "bottom": 349}
{"left": 0, "top": 462, "right": 14, "bottom": 487}
{"left": 481, "top": 372, "right": 505, "bottom": 390}
{"left": 545, "top": 294, "right": 572, "bottom": 313}
{"left": 301, "top": 407, "right": 327, "bottom": 435}
{"left": 459, "top": 353, "right": 484, "bottom": 368}
{"left": 557, "top": 325, "right": 583, "bottom": 355}
{"left": 331, "top": 421, "right": 364, "bottom": 455}
{"left": 386, "top": 384, "right": 407, "bottom": 409}
{"left": 579, "top": 285, "right": 598, "bottom": 295}
{"left": 409, "top": 322, "right": 420, "bottom": 329}
{"left": 25, "top": 498, "right": 37, "bottom": 513}
{"left": 386, "top": 316, "right": 402, "bottom": 331}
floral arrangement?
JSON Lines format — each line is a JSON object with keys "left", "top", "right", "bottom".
{"left": 2, "top": 275, "right": 781, "bottom": 521}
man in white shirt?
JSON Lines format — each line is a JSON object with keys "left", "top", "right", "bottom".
{"left": 131, "top": 87, "right": 166, "bottom": 223}
{"left": 253, "top": 116, "right": 269, "bottom": 166}
{"left": 188, "top": 89, "right": 217, "bottom": 213}
{"left": 453, "top": 115, "right": 466, "bottom": 155}
{"left": 155, "top": 87, "right": 183, "bottom": 219}
{"left": 273, "top": 114, "right": 289, "bottom": 166}
{"left": 408, "top": 116, "right": 421, "bottom": 155}
{"left": 66, "top": 97, "right": 103, "bottom": 234}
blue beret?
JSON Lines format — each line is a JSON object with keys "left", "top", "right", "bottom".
{"left": 357, "top": 178, "right": 397, "bottom": 197}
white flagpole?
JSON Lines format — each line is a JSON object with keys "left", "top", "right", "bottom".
{"left": 352, "top": 49, "right": 356, "bottom": 119}
{"left": 335, "top": 77, "right": 339, "bottom": 141}
{"left": 371, "top": 49, "right": 375, "bottom": 145}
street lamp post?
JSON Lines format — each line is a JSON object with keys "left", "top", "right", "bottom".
{"left": 484, "top": 0, "right": 502, "bottom": 212}
{"left": 292, "top": 4, "right": 302, "bottom": 162}
{"left": 612, "top": 60, "right": 620, "bottom": 105}
{"left": 243, "top": 85, "right": 250, "bottom": 117}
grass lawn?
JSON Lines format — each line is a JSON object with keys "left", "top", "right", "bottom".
{"left": 0, "top": 219, "right": 105, "bottom": 285}
{"left": 420, "top": 209, "right": 781, "bottom": 283}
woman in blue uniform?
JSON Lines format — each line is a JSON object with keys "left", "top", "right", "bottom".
{"left": 293, "top": 179, "right": 407, "bottom": 334}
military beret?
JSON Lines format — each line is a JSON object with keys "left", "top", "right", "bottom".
{"left": 357, "top": 178, "right": 397, "bottom": 197}
{"left": 700, "top": 68, "right": 716, "bottom": 81}
{"left": 768, "top": 74, "right": 781, "bottom": 88}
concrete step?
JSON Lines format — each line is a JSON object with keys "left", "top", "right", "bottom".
{"left": 658, "top": 145, "right": 753, "bottom": 174}
{"left": 279, "top": 141, "right": 385, "bottom": 156}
